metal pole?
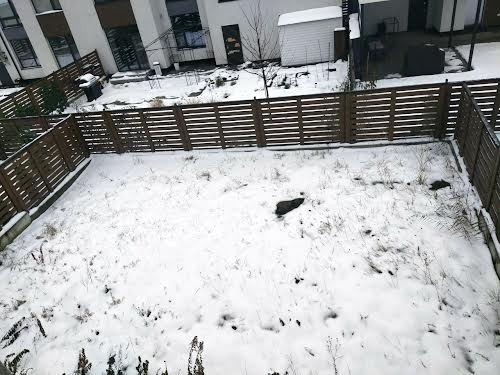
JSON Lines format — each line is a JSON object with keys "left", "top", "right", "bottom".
{"left": 468, "top": 0, "right": 484, "bottom": 71}
{"left": 448, "top": 0, "right": 458, "bottom": 48}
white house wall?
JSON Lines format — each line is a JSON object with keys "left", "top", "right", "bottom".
{"left": 8, "top": 0, "right": 57, "bottom": 79}
{"left": 130, "top": 0, "right": 170, "bottom": 69}
{"left": 202, "top": 0, "right": 341, "bottom": 65}
{"left": 279, "top": 18, "right": 343, "bottom": 66}
{"left": 431, "top": 0, "right": 466, "bottom": 32}
{"left": 361, "top": 0, "right": 409, "bottom": 35}
{"left": 58, "top": 0, "right": 118, "bottom": 74}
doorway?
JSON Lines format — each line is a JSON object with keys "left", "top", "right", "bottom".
{"left": 484, "top": 0, "right": 500, "bottom": 27}
{"left": 408, "top": 0, "right": 429, "bottom": 31}
{"left": 222, "top": 24, "right": 244, "bottom": 65}
{"left": 105, "top": 25, "right": 149, "bottom": 71}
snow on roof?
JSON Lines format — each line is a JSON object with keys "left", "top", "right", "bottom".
{"left": 278, "top": 6, "right": 342, "bottom": 27}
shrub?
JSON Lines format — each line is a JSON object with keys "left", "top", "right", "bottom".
{"left": 40, "top": 81, "right": 67, "bottom": 114}
{"left": 14, "top": 104, "right": 37, "bottom": 118}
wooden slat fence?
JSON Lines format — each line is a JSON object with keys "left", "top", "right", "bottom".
{"left": 0, "top": 51, "right": 104, "bottom": 118}
{"left": 455, "top": 83, "right": 500, "bottom": 238}
{"left": 0, "top": 77, "right": 499, "bottom": 158}
{"left": 0, "top": 116, "right": 89, "bottom": 230}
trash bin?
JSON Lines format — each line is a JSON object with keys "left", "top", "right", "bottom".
{"left": 75, "top": 73, "right": 102, "bottom": 102}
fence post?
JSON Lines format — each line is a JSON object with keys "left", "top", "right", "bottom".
{"left": 26, "top": 86, "right": 42, "bottom": 115}
{"left": 487, "top": 147, "right": 500, "bottom": 209}
{"left": 103, "top": 111, "right": 123, "bottom": 153}
{"left": 51, "top": 127, "right": 76, "bottom": 172}
{"left": 0, "top": 168, "right": 26, "bottom": 212}
{"left": 40, "top": 116, "right": 50, "bottom": 131}
{"left": 470, "top": 126, "right": 483, "bottom": 180}
{"left": 297, "top": 98, "right": 304, "bottom": 145}
{"left": 27, "top": 147, "right": 53, "bottom": 192}
{"left": 139, "top": 110, "right": 155, "bottom": 152}
{"left": 252, "top": 99, "right": 266, "bottom": 147}
{"left": 436, "top": 80, "right": 451, "bottom": 139}
{"left": 491, "top": 83, "right": 500, "bottom": 129}
{"left": 213, "top": 104, "right": 226, "bottom": 149}
{"left": 388, "top": 89, "right": 396, "bottom": 141}
{"left": 343, "top": 92, "right": 353, "bottom": 143}
{"left": 173, "top": 105, "right": 192, "bottom": 151}
{"left": 460, "top": 94, "right": 473, "bottom": 152}
{"left": 70, "top": 115, "right": 90, "bottom": 157}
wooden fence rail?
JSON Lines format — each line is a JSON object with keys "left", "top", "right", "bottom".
{"left": 0, "top": 77, "right": 498, "bottom": 159}
{"left": 0, "top": 51, "right": 104, "bottom": 119}
{"left": 455, "top": 83, "right": 500, "bottom": 238}
{"left": 0, "top": 116, "right": 89, "bottom": 230}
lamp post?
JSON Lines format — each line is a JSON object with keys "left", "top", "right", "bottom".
{"left": 468, "top": 0, "right": 484, "bottom": 71}
{"left": 448, "top": 0, "right": 458, "bottom": 48}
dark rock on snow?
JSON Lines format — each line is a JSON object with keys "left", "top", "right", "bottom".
{"left": 275, "top": 198, "right": 305, "bottom": 216}
{"left": 430, "top": 180, "right": 451, "bottom": 191}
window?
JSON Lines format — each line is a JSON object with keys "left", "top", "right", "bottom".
{"left": 48, "top": 34, "right": 80, "bottom": 68}
{"left": 0, "top": 0, "right": 21, "bottom": 28}
{"left": 31, "top": 0, "right": 61, "bottom": 14}
{"left": 105, "top": 25, "right": 148, "bottom": 71}
{"left": 171, "top": 13, "right": 205, "bottom": 49}
{"left": 10, "top": 38, "right": 40, "bottom": 68}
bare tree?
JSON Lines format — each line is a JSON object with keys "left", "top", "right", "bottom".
{"left": 240, "top": 0, "right": 280, "bottom": 99}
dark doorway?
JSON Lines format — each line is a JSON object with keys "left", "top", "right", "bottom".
{"left": 408, "top": 0, "right": 429, "bottom": 31}
{"left": 222, "top": 24, "right": 244, "bottom": 65}
{"left": 0, "top": 63, "right": 13, "bottom": 86}
{"left": 105, "top": 25, "right": 149, "bottom": 71}
{"left": 484, "top": 0, "right": 500, "bottom": 27}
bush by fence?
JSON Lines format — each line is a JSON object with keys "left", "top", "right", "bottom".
{"left": 0, "top": 51, "right": 104, "bottom": 119}
{"left": 0, "top": 116, "right": 89, "bottom": 229}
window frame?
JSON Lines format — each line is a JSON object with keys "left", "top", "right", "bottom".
{"left": 47, "top": 34, "right": 80, "bottom": 68}
{"left": 10, "top": 38, "right": 41, "bottom": 69}
{"left": 170, "top": 12, "right": 206, "bottom": 50}
{"left": 0, "top": 0, "right": 22, "bottom": 28}
{"left": 31, "top": 0, "right": 62, "bottom": 14}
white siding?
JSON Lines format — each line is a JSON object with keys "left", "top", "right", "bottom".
{"left": 279, "top": 18, "right": 342, "bottom": 66}
{"left": 202, "top": 0, "right": 341, "bottom": 65}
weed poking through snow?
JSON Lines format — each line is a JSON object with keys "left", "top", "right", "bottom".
{"left": 187, "top": 336, "right": 204, "bottom": 375}
{"left": 327, "top": 337, "right": 342, "bottom": 375}
{"left": 3, "top": 349, "right": 30, "bottom": 375}
{"left": 75, "top": 348, "right": 92, "bottom": 375}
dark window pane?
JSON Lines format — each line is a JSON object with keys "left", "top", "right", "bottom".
{"left": 170, "top": 13, "right": 205, "bottom": 49}
{"left": 31, "top": 0, "right": 62, "bottom": 14}
{"left": 10, "top": 38, "right": 40, "bottom": 68}
{"left": 0, "top": 0, "right": 21, "bottom": 27}
{"left": 48, "top": 34, "right": 80, "bottom": 68}
{"left": 105, "top": 25, "right": 148, "bottom": 71}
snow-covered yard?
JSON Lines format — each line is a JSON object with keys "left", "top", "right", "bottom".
{"left": 1, "top": 142, "right": 499, "bottom": 375}
{"left": 63, "top": 42, "right": 500, "bottom": 114}
{"left": 67, "top": 61, "right": 348, "bottom": 113}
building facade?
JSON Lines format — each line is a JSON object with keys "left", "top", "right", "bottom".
{"left": 0, "top": 0, "right": 497, "bottom": 86}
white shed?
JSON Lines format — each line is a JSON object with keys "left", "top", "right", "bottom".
{"left": 278, "top": 6, "right": 343, "bottom": 67}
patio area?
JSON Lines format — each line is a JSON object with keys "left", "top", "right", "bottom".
{"left": 360, "top": 27, "right": 500, "bottom": 80}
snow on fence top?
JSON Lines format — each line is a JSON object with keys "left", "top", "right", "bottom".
{"left": 278, "top": 6, "right": 342, "bottom": 27}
